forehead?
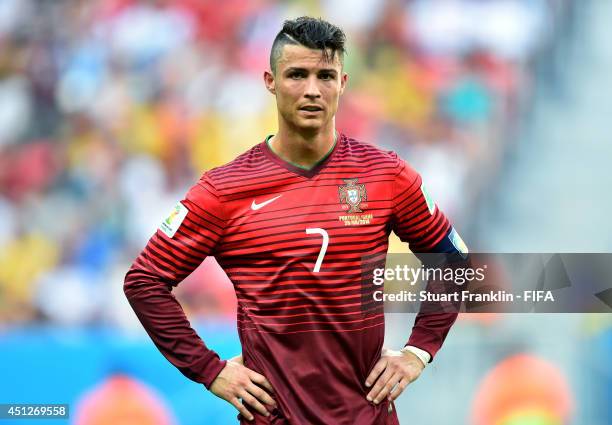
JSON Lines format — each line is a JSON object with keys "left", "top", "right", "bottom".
{"left": 277, "top": 44, "right": 342, "bottom": 72}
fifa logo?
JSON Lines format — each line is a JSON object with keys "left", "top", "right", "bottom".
{"left": 165, "top": 205, "right": 182, "bottom": 225}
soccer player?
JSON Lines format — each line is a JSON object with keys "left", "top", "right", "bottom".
{"left": 124, "top": 17, "right": 468, "bottom": 425}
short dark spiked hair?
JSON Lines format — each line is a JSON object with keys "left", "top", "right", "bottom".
{"left": 270, "top": 17, "right": 346, "bottom": 74}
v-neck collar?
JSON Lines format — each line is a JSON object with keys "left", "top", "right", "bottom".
{"left": 261, "top": 132, "right": 343, "bottom": 178}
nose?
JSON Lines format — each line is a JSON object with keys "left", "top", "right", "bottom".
{"left": 304, "top": 75, "right": 321, "bottom": 99}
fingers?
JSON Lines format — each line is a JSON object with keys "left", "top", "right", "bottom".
{"left": 367, "top": 368, "right": 398, "bottom": 403}
{"left": 247, "top": 382, "right": 277, "bottom": 408}
{"left": 249, "top": 369, "right": 275, "bottom": 395}
{"left": 209, "top": 361, "right": 278, "bottom": 422}
{"left": 388, "top": 377, "right": 410, "bottom": 401}
{"left": 229, "top": 397, "right": 254, "bottom": 422}
{"left": 365, "top": 350, "right": 426, "bottom": 405}
{"left": 240, "top": 390, "right": 270, "bottom": 418}
{"left": 365, "top": 357, "right": 387, "bottom": 388}
{"left": 374, "top": 372, "right": 402, "bottom": 403}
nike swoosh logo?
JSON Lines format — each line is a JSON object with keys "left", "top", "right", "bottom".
{"left": 251, "top": 195, "right": 282, "bottom": 211}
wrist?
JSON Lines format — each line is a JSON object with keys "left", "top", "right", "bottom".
{"left": 400, "top": 345, "right": 430, "bottom": 368}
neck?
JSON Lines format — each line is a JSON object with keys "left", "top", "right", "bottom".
{"left": 269, "top": 122, "right": 337, "bottom": 170}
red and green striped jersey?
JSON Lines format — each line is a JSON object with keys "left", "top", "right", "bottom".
{"left": 124, "top": 133, "right": 457, "bottom": 425}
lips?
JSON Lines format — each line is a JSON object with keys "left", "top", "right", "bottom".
{"left": 299, "top": 105, "right": 323, "bottom": 112}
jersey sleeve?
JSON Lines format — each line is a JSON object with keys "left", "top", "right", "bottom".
{"left": 123, "top": 174, "right": 227, "bottom": 388}
{"left": 391, "top": 159, "right": 451, "bottom": 251}
{"left": 391, "top": 158, "right": 463, "bottom": 361}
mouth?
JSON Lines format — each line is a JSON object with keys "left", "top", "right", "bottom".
{"left": 299, "top": 105, "right": 324, "bottom": 113}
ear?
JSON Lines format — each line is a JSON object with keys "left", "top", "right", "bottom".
{"left": 264, "top": 70, "right": 276, "bottom": 95}
{"left": 339, "top": 72, "right": 348, "bottom": 96}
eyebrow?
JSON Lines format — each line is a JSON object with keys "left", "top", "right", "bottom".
{"left": 284, "top": 67, "right": 338, "bottom": 74}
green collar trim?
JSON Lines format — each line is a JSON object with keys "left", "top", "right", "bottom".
{"left": 265, "top": 131, "right": 338, "bottom": 171}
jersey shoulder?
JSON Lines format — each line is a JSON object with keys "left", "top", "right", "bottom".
{"left": 192, "top": 141, "right": 267, "bottom": 192}
{"left": 207, "top": 143, "right": 266, "bottom": 180}
{"left": 338, "top": 134, "right": 403, "bottom": 170}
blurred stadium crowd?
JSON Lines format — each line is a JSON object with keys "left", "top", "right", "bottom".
{"left": 0, "top": 0, "right": 577, "bottom": 326}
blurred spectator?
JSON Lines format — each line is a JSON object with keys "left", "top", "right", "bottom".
{"left": 471, "top": 354, "right": 574, "bottom": 425}
{"left": 74, "top": 373, "right": 176, "bottom": 425}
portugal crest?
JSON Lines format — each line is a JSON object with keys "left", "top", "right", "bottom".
{"left": 338, "top": 178, "right": 367, "bottom": 213}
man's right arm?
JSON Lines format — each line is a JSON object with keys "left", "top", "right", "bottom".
{"left": 124, "top": 176, "right": 277, "bottom": 420}
{"left": 123, "top": 177, "right": 227, "bottom": 388}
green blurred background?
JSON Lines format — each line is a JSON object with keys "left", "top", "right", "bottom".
{"left": 0, "top": 0, "right": 610, "bottom": 424}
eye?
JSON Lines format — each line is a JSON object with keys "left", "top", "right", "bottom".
{"left": 319, "top": 73, "right": 334, "bottom": 80}
{"left": 289, "top": 71, "right": 305, "bottom": 79}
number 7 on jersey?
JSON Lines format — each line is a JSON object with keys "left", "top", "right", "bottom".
{"left": 306, "top": 228, "right": 329, "bottom": 273}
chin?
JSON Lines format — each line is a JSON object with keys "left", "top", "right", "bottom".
{"left": 293, "top": 121, "right": 323, "bottom": 132}
{"left": 298, "top": 115, "right": 330, "bottom": 127}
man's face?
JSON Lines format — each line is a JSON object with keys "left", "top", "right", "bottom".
{"left": 264, "top": 44, "right": 348, "bottom": 133}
